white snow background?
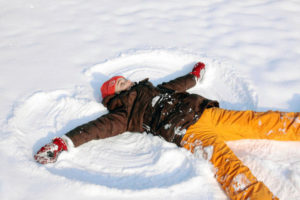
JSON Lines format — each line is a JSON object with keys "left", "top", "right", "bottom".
{"left": 0, "top": 0, "right": 300, "bottom": 199}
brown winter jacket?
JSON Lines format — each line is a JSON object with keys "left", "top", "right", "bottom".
{"left": 66, "top": 73, "right": 219, "bottom": 147}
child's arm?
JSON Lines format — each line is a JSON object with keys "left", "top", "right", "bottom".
{"left": 157, "top": 62, "right": 205, "bottom": 93}
{"left": 34, "top": 108, "right": 129, "bottom": 164}
{"left": 65, "top": 109, "right": 128, "bottom": 147}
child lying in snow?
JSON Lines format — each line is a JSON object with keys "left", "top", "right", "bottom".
{"left": 34, "top": 62, "right": 299, "bottom": 200}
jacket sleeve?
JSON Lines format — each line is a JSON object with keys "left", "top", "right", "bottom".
{"left": 65, "top": 90, "right": 137, "bottom": 147}
{"left": 65, "top": 109, "right": 128, "bottom": 147}
{"left": 157, "top": 73, "right": 197, "bottom": 93}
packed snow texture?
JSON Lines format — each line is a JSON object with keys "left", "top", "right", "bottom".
{"left": 0, "top": 0, "right": 300, "bottom": 200}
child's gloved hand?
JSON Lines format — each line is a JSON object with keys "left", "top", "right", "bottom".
{"left": 191, "top": 62, "right": 206, "bottom": 81}
{"left": 34, "top": 137, "right": 68, "bottom": 164}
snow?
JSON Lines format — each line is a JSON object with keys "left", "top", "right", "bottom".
{"left": 231, "top": 173, "right": 251, "bottom": 193}
{"left": 203, "top": 146, "right": 214, "bottom": 161}
{"left": 151, "top": 96, "right": 160, "bottom": 107}
{"left": 0, "top": 0, "right": 300, "bottom": 200}
{"left": 174, "top": 127, "right": 187, "bottom": 136}
{"left": 164, "top": 124, "right": 171, "bottom": 130}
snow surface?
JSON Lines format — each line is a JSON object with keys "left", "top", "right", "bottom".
{"left": 0, "top": 0, "right": 300, "bottom": 200}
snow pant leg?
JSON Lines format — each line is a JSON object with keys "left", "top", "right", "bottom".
{"left": 181, "top": 111, "right": 279, "bottom": 200}
{"left": 206, "top": 108, "right": 300, "bottom": 141}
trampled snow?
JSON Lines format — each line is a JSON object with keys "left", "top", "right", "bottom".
{"left": 0, "top": 0, "right": 300, "bottom": 200}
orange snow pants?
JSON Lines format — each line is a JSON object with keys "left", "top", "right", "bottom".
{"left": 181, "top": 108, "right": 300, "bottom": 200}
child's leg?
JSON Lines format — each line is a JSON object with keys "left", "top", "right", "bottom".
{"left": 182, "top": 120, "right": 278, "bottom": 200}
{"left": 205, "top": 108, "right": 300, "bottom": 141}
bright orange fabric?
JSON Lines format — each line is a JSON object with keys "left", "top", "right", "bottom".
{"left": 181, "top": 107, "right": 300, "bottom": 200}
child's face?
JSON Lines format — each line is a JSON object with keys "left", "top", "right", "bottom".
{"left": 115, "top": 78, "right": 134, "bottom": 93}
